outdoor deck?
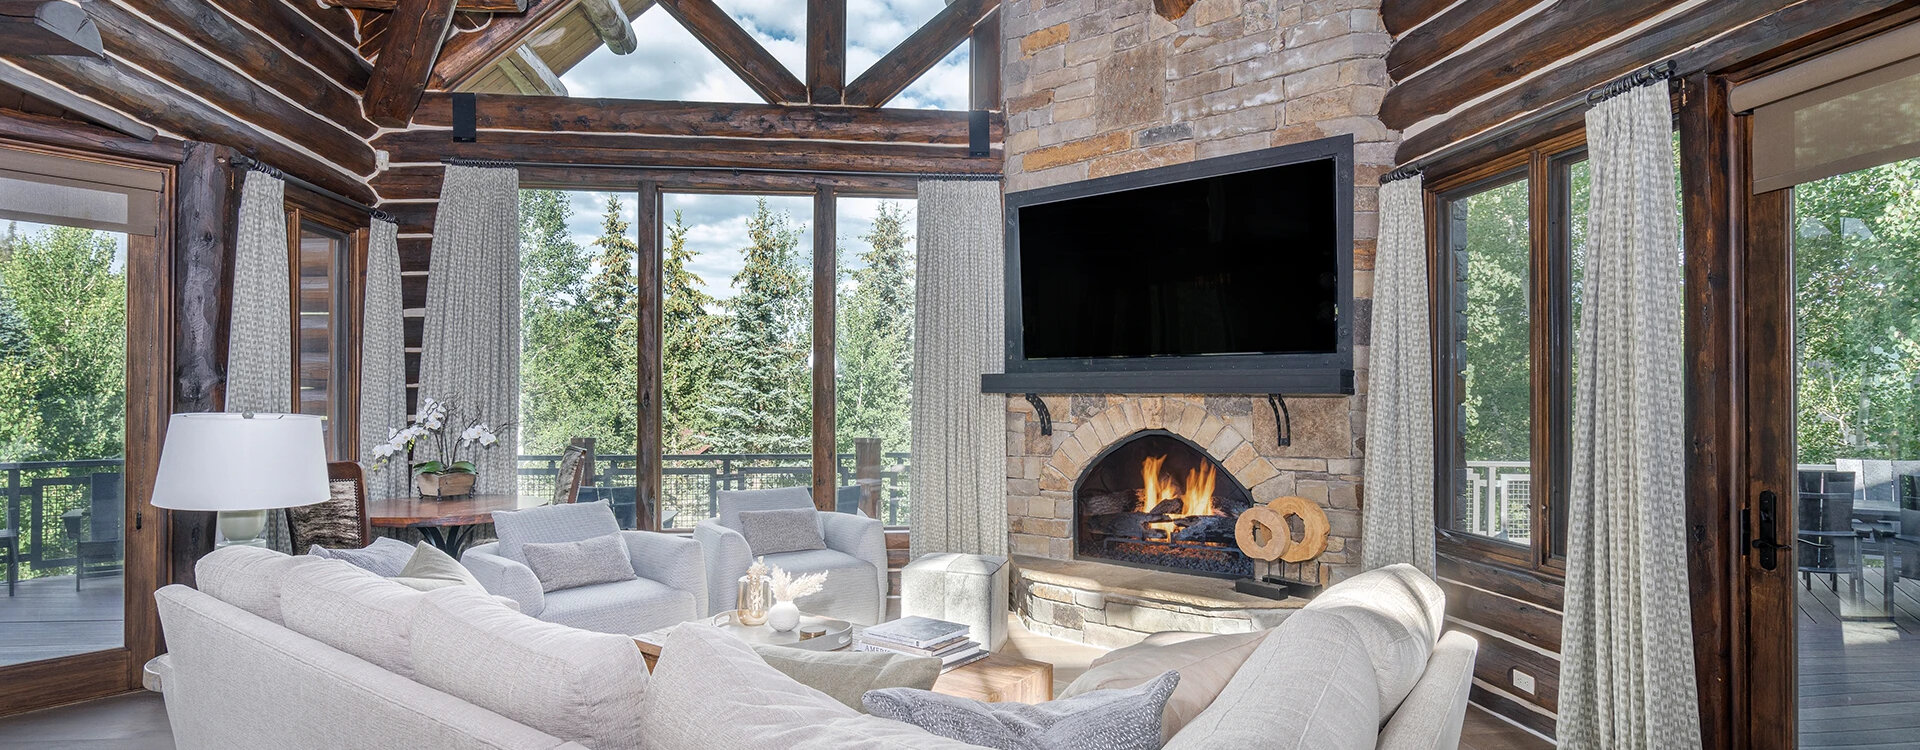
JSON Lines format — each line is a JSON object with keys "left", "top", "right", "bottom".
{"left": 0, "top": 573, "right": 123, "bottom": 667}
{"left": 1797, "top": 565, "right": 1920, "bottom": 748}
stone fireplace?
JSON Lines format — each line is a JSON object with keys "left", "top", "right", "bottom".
{"left": 1074, "top": 429, "right": 1255, "bottom": 578}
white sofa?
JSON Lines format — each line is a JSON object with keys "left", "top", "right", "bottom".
{"left": 155, "top": 547, "right": 1475, "bottom": 750}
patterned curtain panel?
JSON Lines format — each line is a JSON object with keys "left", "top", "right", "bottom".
{"left": 420, "top": 165, "right": 521, "bottom": 495}
{"left": 227, "top": 169, "right": 292, "bottom": 551}
{"left": 360, "top": 218, "right": 409, "bottom": 500}
{"left": 908, "top": 179, "right": 1008, "bottom": 558}
{"left": 1560, "top": 82, "right": 1702, "bottom": 749}
{"left": 1361, "top": 175, "right": 1435, "bottom": 576}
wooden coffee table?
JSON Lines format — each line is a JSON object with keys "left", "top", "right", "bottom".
{"left": 634, "top": 622, "right": 1053, "bottom": 703}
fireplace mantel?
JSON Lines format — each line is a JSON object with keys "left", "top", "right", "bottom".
{"left": 980, "top": 368, "right": 1354, "bottom": 395}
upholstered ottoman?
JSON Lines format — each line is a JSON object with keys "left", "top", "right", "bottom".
{"left": 901, "top": 553, "right": 1010, "bottom": 652}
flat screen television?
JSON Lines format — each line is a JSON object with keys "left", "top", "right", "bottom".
{"left": 986, "top": 135, "right": 1354, "bottom": 395}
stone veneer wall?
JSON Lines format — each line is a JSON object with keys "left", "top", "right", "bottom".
{"left": 997, "top": 0, "right": 1395, "bottom": 586}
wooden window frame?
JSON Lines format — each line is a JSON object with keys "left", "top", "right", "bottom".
{"left": 283, "top": 188, "right": 368, "bottom": 461}
{"left": 1426, "top": 130, "right": 1588, "bottom": 576}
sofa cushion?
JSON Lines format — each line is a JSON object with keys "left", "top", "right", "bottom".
{"left": 279, "top": 559, "right": 425, "bottom": 678}
{"left": 492, "top": 500, "right": 623, "bottom": 564}
{"left": 390, "top": 541, "right": 484, "bottom": 592}
{"left": 865, "top": 671, "right": 1179, "bottom": 750}
{"left": 1302, "top": 563, "right": 1446, "bottom": 722}
{"left": 1164, "top": 609, "right": 1380, "bottom": 750}
{"left": 308, "top": 536, "right": 415, "bottom": 577}
{"left": 639, "top": 623, "right": 984, "bottom": 749}
{"left": 539, "top": 575, "right": 696, "bottom": 634}
{"left": 749, "top": 644, "right": 940, "bottom": 712}
{"left": 714, "top": 486, "right": 815, "bottom": 531}
{"left": 760, "top": 548, "right": 880, "bottom": 622}
{"left": 737, "top": 508, "right": 828, "bottom": 555}
{"left": 522, "top": 532, "right": 637, "bottom": 592}
{"left": 1060, "top": 629, "right": 1271, "bottom": 744}
{"left": 410, "top": 585, "right": 649, "bottom": 749}
{"left": 193, "top": 545, "right": 318, "bottom": 625}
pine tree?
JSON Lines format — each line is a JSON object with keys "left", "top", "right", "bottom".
{"left": 836, "top": 202, "right": 915, "bottom": 454}
{"left": 705, "top": 199, "right": 811, "bottom": 454}
{"left": 661, "top": 211, "right": 719, "bottom": 453}
{"left": 587, "top": 196, "right": 638, "bottom": 329}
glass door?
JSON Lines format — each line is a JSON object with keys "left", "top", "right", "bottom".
{"left": 0, "top": 142, "right": 167, "bottom": 714}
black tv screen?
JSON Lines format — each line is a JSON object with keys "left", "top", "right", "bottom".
{"left": 1015, "top": 157, "right": 1340, "bottom": 360}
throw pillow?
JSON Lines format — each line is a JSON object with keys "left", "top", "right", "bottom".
{"left": 193, "top": 545, "right": 318, "bottom": 625}
{"left": 638, "top": 623, "right": 983, "bottom": 750}
{"left": 735, "top": 508, "right": 826, "bottom": 554}
{"left": 308, "top": 536, "right": 414, "bottom": 577}
{"left": 750, "top": 644, "right": 941, "bottom": 712}
{"left": 521, "top": 532, "right": 637, "bottom": 592}
{"left": 864, "top": 670, "right": 1180, "bottom": 750}
{"left": 1061, "top": 629, "right": 1271, "bottom": 744}
{"left": 391, "top": 541, "right": 484, "bottom": 592}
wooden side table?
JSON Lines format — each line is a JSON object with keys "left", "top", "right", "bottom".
{"left": 634, "top": 625, "right": 1054, "bottom": 703}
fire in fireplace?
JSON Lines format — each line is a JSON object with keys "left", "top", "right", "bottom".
{"left": 1073, "top": 429, "right": 1255, "bottom": 577}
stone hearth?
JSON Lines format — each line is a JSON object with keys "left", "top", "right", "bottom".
{"left": 1013, "top": 555, "right": 1301, "bottom": 648}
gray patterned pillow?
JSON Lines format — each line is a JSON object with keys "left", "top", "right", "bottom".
{"left": 864, "top": 670, "right": 1180, "bottom": 750}
{"left": 736, "top": 508, "right": 827, "bottom": 554}
{"left": 521, "top": 532, "right": 637, "bottom": 593}
{"left": 308, "top": 536, "right": 414, "bottom": 577}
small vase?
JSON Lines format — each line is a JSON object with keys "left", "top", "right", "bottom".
{"left": 767, "top": 599, "right": 800, "bottom": 632}
{"left": 736, "top": 575, "right": 772, "bottom": 626}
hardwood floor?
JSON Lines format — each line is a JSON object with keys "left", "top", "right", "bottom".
{"left": 1460, "top": 704, "right": 1555, "bottom": 750}
{"left": 1795, "top": 565, "right": 1920, "bottom": 749}
{"left": 0, "top": 573, "right": 124, "bottom": 667}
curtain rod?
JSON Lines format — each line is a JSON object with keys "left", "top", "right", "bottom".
{"left": 1384, "top": 59, "right": 1680, "bottom": 181}
{"left": 438, "top": 157, "right": 1005, "bottom": 181}
{"left": 229, "top": 154, "right": 395, "bottom": 224}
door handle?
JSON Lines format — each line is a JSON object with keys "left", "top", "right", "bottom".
{"left": 1750, "top": 489, "right": 1786, "bottom": 570}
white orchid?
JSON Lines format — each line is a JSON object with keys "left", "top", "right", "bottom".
{"left": 366, "top": 397, "right": 513, "bottom": 477}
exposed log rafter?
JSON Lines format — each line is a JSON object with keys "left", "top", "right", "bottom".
{"left": 365, "top": 0, "right": 461, "bottom": 128}
{"left": 1386, "top": 0, "right": 1535, "bottom": 81}
{"left": 656, "top": 0, "right": 808, "bottom": 104}
{"left": 844, "top": 0, "right": 999, "bottom": 107}
{"left": 499, "top": 45, "right": 567, "bottom": 96}
{"left": 333, "top": 0, "right": 528, "bottom": 10}
{"left": 412, "top": 92, "right": 1003, "bottom": 143}
{"left": 806, "top": 0, "right": 845, "bottom": 104}
{"left": 1382, "top": 0, "right": 1458, "bottom": 37}
{"left": 431, "top": 0, "right": 580, "bottom": 89}
{"left": 579, "top": 0, "right": 639, "bottom": 55}
{"left": 204, "top": 0, "right": 372, "bottom": 92}
{"left": 0, "top": 60, "right": 154, "bottom": 139}
{"left": 0, "top": 0, "right": 101, "bottom": 57}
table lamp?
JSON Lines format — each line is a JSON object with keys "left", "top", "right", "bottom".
{"left": 151, "top": 413, "right": 329, "bottom": 547}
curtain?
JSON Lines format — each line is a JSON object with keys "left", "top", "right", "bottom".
{"left": 1559, "top": 82, "right": 1701, "bottom": 750}
{"left": 909, "top": 179, "right": 1007, "bottom": 558}
{"left": 360, "top": 218, "right": 409, "bottom": 500}
{"left": 227, "top": 169, "right": 292, "bottom": 551}
{"left": 420, "top": 165, "right": 521, "bottom": 495}
{"left": 1360, "top": 175, "right": 1435, "bottom": 576}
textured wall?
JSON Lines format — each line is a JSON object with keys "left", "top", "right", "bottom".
{"left": 997, "top": 0, "right": 1397, "bottom": 586}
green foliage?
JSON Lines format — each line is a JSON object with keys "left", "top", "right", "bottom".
{"left": 703, "top": 199, "right": 813, "bottom": 454}
{"left": 661, "top": 212, "right": 721, "bottom": 453}
{"left": 1793, "top": 157, "right": 1920, "bottom": 462}
{"left": 836, "top": 202, "right": 914, "bottom": 453}
{"left": 0, "top": 223, "right": 125, "bottom": 462}
{"left": 1459, "top": 180, "right": 1532, "bottom": 463}
{"left": 518, "top": 192, "right": 636, "bottom": 456}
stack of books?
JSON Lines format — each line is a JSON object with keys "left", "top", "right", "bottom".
{"left": 854, "top": 616, "right": 987, "bottom": 672}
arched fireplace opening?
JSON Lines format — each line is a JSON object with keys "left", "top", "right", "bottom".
{"left": 1072, "top": 429, "right": 1255, "bottom": 578}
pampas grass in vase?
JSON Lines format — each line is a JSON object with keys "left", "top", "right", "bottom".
{"left": 766, "top": 565, "right": 828, "bottom": 632}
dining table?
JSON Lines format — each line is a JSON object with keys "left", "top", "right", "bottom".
{"left": 366, "top": 494, "right": 548, "bottom": 556}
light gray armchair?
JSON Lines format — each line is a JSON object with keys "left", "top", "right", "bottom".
{"left": 694, "top": 487, "right": 887, "bottom": 625}
{"left": 462, "top": 501, "right": 705, "bottom": 635}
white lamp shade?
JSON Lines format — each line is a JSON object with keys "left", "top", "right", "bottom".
{"left": 151, "top": 413, "right": 331, "bottom": 511}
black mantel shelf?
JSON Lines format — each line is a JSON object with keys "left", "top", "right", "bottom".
{"left": 980, "top": 368, "right": 1354, "bottom": 396}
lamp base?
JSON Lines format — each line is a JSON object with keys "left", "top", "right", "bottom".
{"left": 216, "top": 509, "right": 268, "bottom": 548}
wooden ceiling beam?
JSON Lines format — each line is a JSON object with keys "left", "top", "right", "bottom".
{"left": 1387, "top": 0, "right": 1535, "bottom": 82}
{"left": 807, "top": 0, "right": 845, "bottom": 104}
{"left": 655, "top": 0, "right": 807, "bottom": 104}
{"left": 364, "top": 0, "right": 460, "bottom": 127}
{"left": 0, "top": 0, "right": 101, "bottom": 57}
{"left": 331, "top": 0, "right": 528, "bottom": 11}
{"left": 370, "top": 129, "right": 998, "bottom": 181}
{"left": 500, "top": 45, "right": 567, "bottom": 96}
{"left": 431, "top": 0, "right": 589, "bottom": 90}
{"left": 413, "top": 92, "right": 1002, "bottom": 143}
{"left": 844, "top": 0, "right": 999, "bottom": 107}
{"left": 1379, "top": 0, "right": 1673, "bottom": 130}
{"left": 1382, "top": 0, "right": 1463, "bottom": 37}
{"left": 579, "top": 0, "right": 638, "bottom": 54}
{"left": 0, "top": 61, "right": 153, "bottom": 139}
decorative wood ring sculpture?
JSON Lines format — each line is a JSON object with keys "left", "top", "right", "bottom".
{"left": 1234, "top": 505, "right": 1290, "bottom": 561}
{"left": 1268, "top": 495, "right": 1331, "bottom": 562}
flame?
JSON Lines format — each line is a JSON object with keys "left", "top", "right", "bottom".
{"left": 1138, "top": 455, "right": 1218, "bottom": 540}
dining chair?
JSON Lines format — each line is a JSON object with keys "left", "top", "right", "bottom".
{"left": 550, "top": 444, "right": 588, "bottom": 506}
{"left": 1796, "top": 469, "right": 1863, "bottom": 594}
{"left": 286, "top": 461, "right": 372, "bottom": 552}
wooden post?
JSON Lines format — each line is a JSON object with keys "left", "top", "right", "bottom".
{"left": 168, "top": 141, "right": 236, "bottom": 587}
{"left": 855, "top": 437, "right": 881, "bottom": 519}
{"left": 636, "top": 181, "right": 663, "bottom": 530}
{"left": 571, "top": 436, "right": 598, "bottom": 486}
{"left": 806, "top": 0, "right": 845, "bottom": 104}
{"left": 811, "top": 186, "right": 837, "bottom": 511}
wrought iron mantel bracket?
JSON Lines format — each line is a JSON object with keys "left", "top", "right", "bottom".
{"left": 1024, "top": 393, "right": 1053, "bottom": 436}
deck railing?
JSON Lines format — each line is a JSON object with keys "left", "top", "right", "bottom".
{"left": 515, "top": 451, "right": 914, "bottom": 529}
{"left": 0, "top": 459, "right": 125, "bottom": 580}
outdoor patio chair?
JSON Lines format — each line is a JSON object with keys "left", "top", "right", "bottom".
{"left": 286, "top": 462, "right": 371, "bottom": 551}
{"left": 1797, "top": 470, "right": 1863, "bottom": 594}
{"left": 1, "top": 505, "right": 16, "bottom": 597}
{"left": 66, "top": 472, "right": 124, "bottom": 591}
{"left": 694, "top": 486, "right": 887, "bottom": 625}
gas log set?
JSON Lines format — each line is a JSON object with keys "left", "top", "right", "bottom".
{"left": 1073, "top": 430, "right": 1257, "bottom": 577}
